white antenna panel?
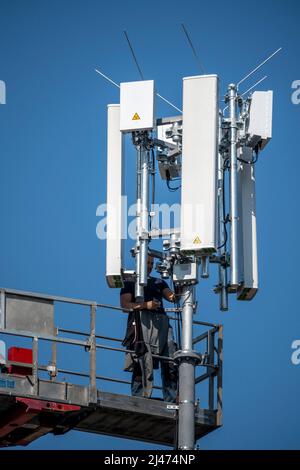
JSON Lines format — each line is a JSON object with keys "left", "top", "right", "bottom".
{"left": 247, "top": 90, "right": 273, "bottom": 150}
{"left": 120, "top": 80, "right": 155, "bottom": 133}
{"left": 106, "top": 105, "right": 124, "bottom": 288}
{"left": 180, "top": 75, "right": 219, "bottom": 255}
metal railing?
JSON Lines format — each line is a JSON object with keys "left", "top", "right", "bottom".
{"left": 0, "top": 287, "right": 222, "bottom": 415}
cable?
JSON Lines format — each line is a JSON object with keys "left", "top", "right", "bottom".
{"left": 180, "top": 288, "right": 192, "bottom": 310}
{"left": 166, "top": 171, "right": 181, "bottom": 191}
{"left": 237, "top": 146, "right": 260, "bottom": 165}
{"left": 217, "top": 163, "right": 229, "bottom": 250}
{"left": 253, "top": 146, "right": 260, "bottom": 163}
{"left": 151, "top": 149, "right": 156, "bottom": 207}
{"left": 223, "top": 157, "right": 230, "bottom": 170}
{"left": 172, "top": 280, "right": 182, "bottom": 350}
{"left": 217, "top": 145, "right": 259, "bottom": 251}
{"left": 149, "top": 149, "right": 156, "bottom": 231}
{"left": 170, "top": 277, "right": 183, "bottom": 350}
{"left": 167, "top": 180, "right": 181, "bottom": 192}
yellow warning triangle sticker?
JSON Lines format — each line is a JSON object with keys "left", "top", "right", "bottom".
{"left": 132, "top": 112, "right": 141, "bottom": 120}
{"left": 193, "top": 236, "right": 201, "bottom": 244}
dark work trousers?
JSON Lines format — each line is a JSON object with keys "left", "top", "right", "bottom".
{"left": 130, "top": 310, "right": 178, "bottom": 402}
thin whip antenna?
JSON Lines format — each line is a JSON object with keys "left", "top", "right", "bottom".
{"left": 95, "top": 69, "right": 120, "bottom": 88}
{"left": 95, "top": 68, "right": 182, "bottom": 113}
{"left": 223, "top": 75, "right": 268, "bottom": 112}
{"left": 237, "top": 47, "right": 282, "bottom": 87}
{"left": 241, "top": 75, "right": 268, "bottom": 96}
{"left": 123, "top": 30, "right": 144, "bottom": 80}
{"left": 181, "top": 23, "right": 205, "bottom": 74}
{"left": 156, "top": 93, "right": 182, "bottom": 113}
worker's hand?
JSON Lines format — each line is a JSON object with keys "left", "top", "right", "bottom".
{"left": 145, "top": 300, "right": 161, "bottom": 310}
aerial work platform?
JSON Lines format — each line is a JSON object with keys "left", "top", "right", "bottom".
{"left": 0, "top": 387, "right": 220, "bottom": 447}
{"left": 0, "top": 288, "right": 222, "bottom": 448}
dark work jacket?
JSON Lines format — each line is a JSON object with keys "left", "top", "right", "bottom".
{"left": 121, "top": 277, "right": 169, "bottom": 357}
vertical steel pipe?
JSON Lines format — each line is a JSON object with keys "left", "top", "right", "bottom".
{"left": 218, "top": 111, "right": 228, "bottom": 310}
{"left": 228, "top": 84, "right": 239, "bottom": 288}
{"left": 178, "top": 285, "right": 195, "bottom": 450}
{"left": 135, "top": 145, "right": 143, "bottom": 300}
{"left": 139, "top": 147, "right": 149, "bottom": 286}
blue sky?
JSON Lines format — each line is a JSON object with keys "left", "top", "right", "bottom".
{"left": 0, "top": 0, "right": 299, "bottom": 450}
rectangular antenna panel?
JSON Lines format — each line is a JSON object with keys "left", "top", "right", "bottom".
{"left": 106, "top": 104, "right": 124, "bottom": 288}
{"left": 120, "top": 80, "right": 155, "bottom": 132}
{"left": 180, "top": 75, "right": 219, "bottom": 255}
{"left": 237, "top": 147, "right": 258, "bottom": 301}
{"left": 247, "top": 90, "right": 273, "bottom": 150}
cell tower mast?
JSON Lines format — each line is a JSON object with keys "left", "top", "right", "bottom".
{"left": 105, "top": 66, "right": 273, "bottom": 449}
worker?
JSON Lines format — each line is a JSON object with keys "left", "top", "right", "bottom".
{"left": 120, "top": 255, "right": 178, "bottom": 402}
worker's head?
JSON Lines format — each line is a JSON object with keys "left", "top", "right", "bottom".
{"left": 147, "top": 255, "right": 154, "bottom": 275}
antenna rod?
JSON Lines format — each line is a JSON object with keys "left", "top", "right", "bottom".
{"left": 237, "top": 47, "right": 282, "bottom": 87}
{"left": 181, "top": 23, "right": 205, "bottom": 74}
{"left": 156, "top": 93, "right": 182, "bottom": 113}
{"left": 241, "top": 75, "right": 268, "bottom": 97}
{"left": 223, "top": 75, "right": 268, "bottom": 112}
{"left": 95, "top": 68, "right": 120, "bottom": 88}
{"left": 123, "top": 30, "right": 144, "bottom": 80}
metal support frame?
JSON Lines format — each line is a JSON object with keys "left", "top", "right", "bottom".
{"left": 208, "top": 330, "right": 215, "bottom": 410}
{"left": 218, "top": 111, "right": 228, "bottom": 311}
{"left": 217, "top": 325, "right": 223, "bottom": 426}
{"left": 135, "top": 133, "right": 150, "bottom": 300}
{"left": 89, "top": 304, "right": 97, "bottom": 403}
{"left": 135, "top": 145, "right": 142, "bottom": 299}
{"left": 140, "top": 144, "right": 149, "bottom": 287}
{"left": 32, "top": 337, "right": 38, "bottom": 395}
{"left": 50, "top": 327, "right": 57, "bottom": 381}
{"left": 228, "top": 84, "right": 240, "bottom": 288}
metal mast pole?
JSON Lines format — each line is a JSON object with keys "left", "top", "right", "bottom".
{"left": 135, "top": 133, "right": 149, "bottom": 301}
{"left": 135, "top": 143, "right": 143, "bottom": 300}
{"left": 228, "top": 84, "right": 239, "bottom": 288}
{"left": 218, "top": 111, "right": 228, "bottom": 311}
{"left": 175, "top": 284, "right": 199, "bottom": 450}
{"left": 140, "top": 143, "right": 149, "bottom": 287}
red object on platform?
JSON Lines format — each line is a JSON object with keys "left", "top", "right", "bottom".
{"left": 8, "top": 347, "right": 33, "bottom": 376}
{"left": 8, "top": 347, "right": 33, "bottom": 363}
